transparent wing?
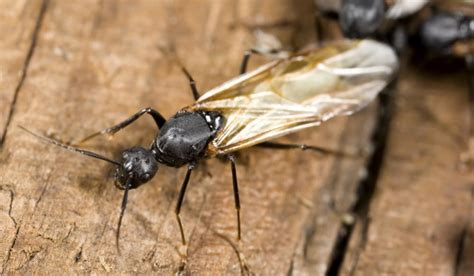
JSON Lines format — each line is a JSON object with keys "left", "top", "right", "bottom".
{"left": 187, "top": 39, "right": 399, "bottom": 155}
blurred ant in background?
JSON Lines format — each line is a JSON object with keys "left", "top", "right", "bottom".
{"left": 314, "top": 0, "right": 474, "bottom": 168}
{"left": 314, "top": 0, "right": 429, "bottom": 53}
{"left": 417, "top": 1, "right": 474, "bottom": 57}
{"left": 415, "top": 0, "right": 474, "bottom": 168}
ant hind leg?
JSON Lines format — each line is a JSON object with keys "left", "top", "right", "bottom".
{"left": 227, "top": 154, "right": 241, "bottom": 241}
{"left": 257, "top": 141, "right": 362, "bottom": 157}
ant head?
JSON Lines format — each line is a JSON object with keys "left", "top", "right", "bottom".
{"left": 115, "top": 147, "right": 158, "bottom": 190}
{"left": 339, "top": 0, "right": 385, "bottom": 38}
{"left": 19, "top": 127, "right": 160, "bottom": 253}
{"left": 419, "top": 12, "right": 467, "bottom": 52}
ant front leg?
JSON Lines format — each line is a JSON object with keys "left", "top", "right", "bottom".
{"left": 78, "top": 107, "right": 166, "bottom": 144}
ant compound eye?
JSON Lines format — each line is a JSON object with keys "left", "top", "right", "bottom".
{"left": 124, "top": 161, "right": 133, "bottom": 171}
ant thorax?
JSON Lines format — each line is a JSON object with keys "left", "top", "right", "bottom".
{"left": 152, "top": 111, "right": 224, "bottom": 167}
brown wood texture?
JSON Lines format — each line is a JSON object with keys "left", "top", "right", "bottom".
{"left": 0, "top": 0, "right": 45, "bottom": 145}
{"left": 6, "top": 1, "right": 473, "bottom": 275}
{"left": 0, "top": 0, "right": 381, "bottom": 274}
{"left": 340, "top": 61, "right": 474, "bottom": 275}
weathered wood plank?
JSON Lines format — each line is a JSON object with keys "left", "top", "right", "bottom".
{"left": 0, "top": 0, "right": 381, "bottom": 274}
{"left": 340, "top": 60, "right": 474, "bottom": 275}
{"left": 0, "top": 0, "right": 46, "bottom": 144}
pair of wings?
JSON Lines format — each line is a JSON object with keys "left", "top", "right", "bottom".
{"left": 187, "top": 39, "right": 398, "bottom": 155}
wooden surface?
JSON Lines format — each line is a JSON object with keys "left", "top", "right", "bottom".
{"left": 340, "top": 60, "right": 474, "bottom": 275}
{"left": 0, "top": 0, "right": 472, "bottom": 275}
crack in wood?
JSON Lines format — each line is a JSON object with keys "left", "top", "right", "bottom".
{"left": 3, "top": 187, "right": 17, "bottom": 227}
{"left": 213, "top": 230, "right": 252, "bottom": 276}
{"left": 0, "top": 1, "right": 48, "bottom": 270}
{"left": 0, "top": 0, "right": 49, "bottom": 149}
{"left": 32, "top": 177, "right": 51, "bottom": 215}
{"left": 286, "top": 258, "right": 294, "bottom": 276}
{"left": 302, "top": 220, "right": 317, "bottom": 261}
{"left": 454, "top": 223, "right": 469, "bottom": 276}
{"left": 16, "top": 247, "right": 43, "bottom": 272}
{"left": 347, "top": 217, "right": 370, "bottom": 276}
{"left": 454, "top": 186, "right": 474, "bottom": 275}
{"left": 325, "top": 83, "right": 398, "bottom": 276}
{"left": 2, "top": 226, "right": 20, "bottom": 275}
{"left": 0, "top": 185, "right": 20, "bottom": 274}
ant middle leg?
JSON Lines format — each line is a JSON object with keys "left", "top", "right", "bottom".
{"left": 78, "top": 107, "right": 166, "bottom": 144}
{"left": 175, "top": 164, "right": 195, "bottom": 247}
{"left": 180, "top": 67, "right": 201, "bottom": 100}
{"left": 239, "top": 48, "right": 283, "bottom": 75}
{"left": 239, "top": 49, "right": 260, "bottom": 75}
{"left": 239, "top": 46, "right": 289, "bottom": 75}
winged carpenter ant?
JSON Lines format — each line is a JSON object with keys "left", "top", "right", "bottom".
{"left": 416, "top": 0, "right": 474, "bottom": 168}
{"left": 21, "top": 39, "right": 398, "bottom": 253}
{"left": 315, "top": 0, "right": 429, "bottom": 53}
{"left": 418, "top": 1, "right": 474, "bottom": 56}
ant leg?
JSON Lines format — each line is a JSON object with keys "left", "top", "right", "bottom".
{"left": 180, "top": 67, "right": 200, "bottom": 100}
{"left": 227, "top": 154, "right": 241, "bottom": 241}
{"left": 115, "top": 179, "right": 132, "bottom": 254}
{"left": 257, "top": 141, "right": 361, "bottom": 157}
{"left": 239, "top": 47, "right": 289, "bottom": 75}
{"left": 315, "top": 10, "right": 324, "bottom": 44}
{"left": 78, "top": 107, "right": 166, "bottom": 144}
{"left": 314, "top": 9, "right": 338, "bottom": 44}
{"left": 175, "top": 164, "right": 195, "bottom": 246}
{"left": 226, "top": 155, "right": 251, "bottom": 272}
{"left": 239, "top": 49, "right": 260, "bottom": 75}
{"left": 158, "top": 44, "right": 200, "bottom": 100}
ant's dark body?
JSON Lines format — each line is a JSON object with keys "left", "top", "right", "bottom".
{"left": 22, "top": 37, "right": 399, "bottom": 257}
{"left": 316, "top": 0, "right": 429, "bottom": 53}
{"left": 418, "top": 10, "right": 474, "bottom": 55}
{"left": 415, "top": 2, "right": 474, "bottom": 167}
{"left": 339, "top": 0, "right": 386, "bottom": 38}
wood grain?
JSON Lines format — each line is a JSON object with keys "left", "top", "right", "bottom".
{"left": 340, "top": 60, "right": 474, "bottom": 275}
{"left": 0, "top": 0, "right": 46, "bottom": 144}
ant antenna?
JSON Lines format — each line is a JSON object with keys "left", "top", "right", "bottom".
{"left": 19, "top": 126, "right": 120, "bottom": 166}
{"left": 21, "top": 126, "right": 136, "bottom": 253}
{"left": 116, "top": 179, "right": 132, "bottom": 254}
